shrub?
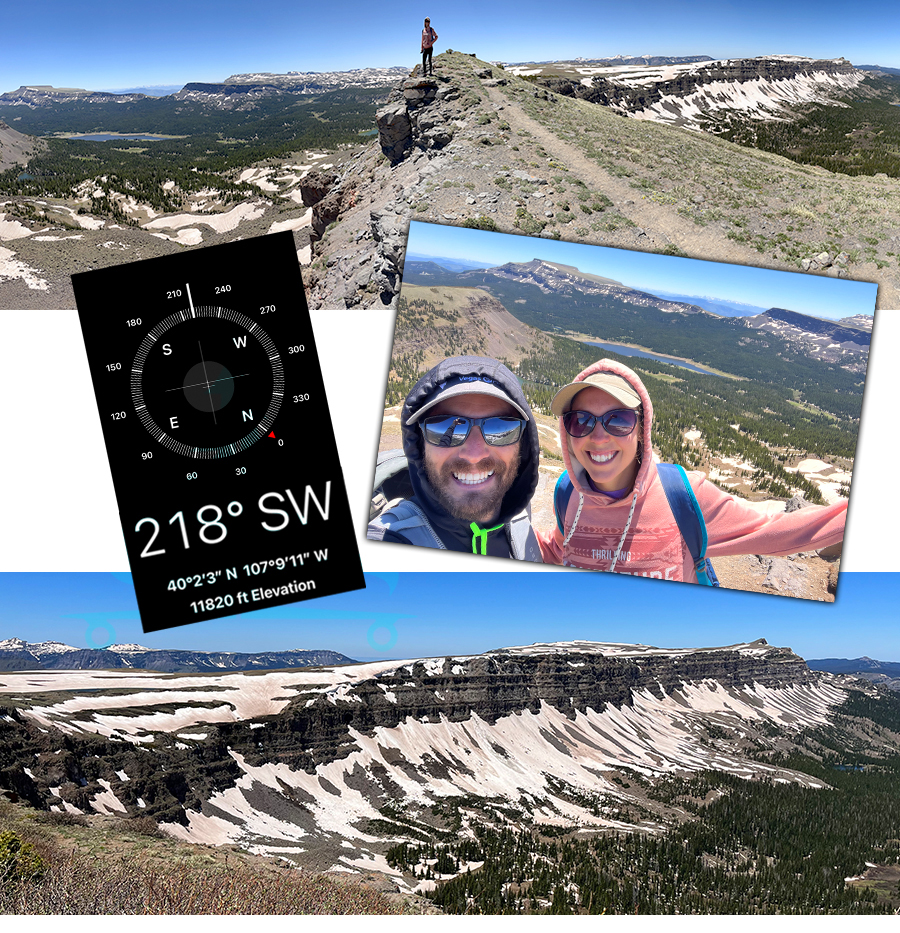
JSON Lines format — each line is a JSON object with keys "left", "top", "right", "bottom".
{"left": 0, "top": 831, "right": 46, "bottom": 886}
{"left": 463, "top": 215, "right": 499, "bottom": 232}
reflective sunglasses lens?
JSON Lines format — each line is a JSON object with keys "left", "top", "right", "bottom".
{"left": 481, "top": 417, "right": 524, "bottom": 446}
{"left": 421, "top": 416, "right": 469, "bottom": 447}
{"left": 563, "top": 411, "right": 596, "bottom": 437}
{"left": 601, "top": 410, "right": 638, "bottom": 436}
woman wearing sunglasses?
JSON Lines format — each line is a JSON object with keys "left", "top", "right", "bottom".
{"left": 538, "top": 359, "right": 847, "bottom": 583}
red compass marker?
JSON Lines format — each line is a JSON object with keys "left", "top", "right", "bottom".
{"left": 268, "top": 431, "right": 276, "bottom": 438}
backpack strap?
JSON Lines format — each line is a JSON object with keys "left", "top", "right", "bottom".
{"left": 506, "top": 507, "right": 543, "bottom": 562}
{"left": 367, "top": 499, "right": 446, "bottom": 549}
{"left": 656, "top": 463, "right": 719, "bottom": 586}
{"left": 554, "top": 471, "right": 574, "bottom": 535}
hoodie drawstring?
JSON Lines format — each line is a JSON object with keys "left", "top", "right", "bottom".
{"left": 470, "top": 521, "right": 503, "bottom": 555}
{"left": 609, "top": 489, "right": 639, "bottom": 572}
{"left": 562, "top": 491, "right": 585, "bottom": 548}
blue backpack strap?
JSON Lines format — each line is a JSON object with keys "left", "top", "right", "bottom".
{"left": 657, "top": 463, "right": 719, "bottom": 586}
{"left": 554, "top": 471, "right": 574, "bottom": 535}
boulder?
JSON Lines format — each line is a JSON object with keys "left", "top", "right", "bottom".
{"left": 401, "top": 77, "right": 438, "bottom": 105}
{"left": 415, "top": 109, "right": 454, "bottom": 148}
{"left": 784, "top": 495, "right": 813, "bottom": 513}
{"left": 762, "top": 556, "right": 808, "bottom": 598}
{"left": 376, "top": 100, "right": 413, "bottom": 161}
{"left": 298, "top": 170, "right": 337, "bottom": 208}
{"left": 311, "top": 186, "right": 353, "bottom": 241}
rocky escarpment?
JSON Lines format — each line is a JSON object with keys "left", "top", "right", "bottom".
{"left": 0, "top": 704, "right": 242, "bottom": 824}
{"left": 218, "top": 641, "right": 817, "bottom": 772}
{"left": 743, "top": 307, "right": 871, "bottom": 371}
{"left": 537, "top": 57, "right": 864, "bottom": 129}
{"left": 6, "top": 638, "right": 890, "bottom": 880}
{"left": 0, "top": 639, "right": 827, "bottom": 825}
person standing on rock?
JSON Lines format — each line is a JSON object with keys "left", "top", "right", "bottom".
{"left": 368, "top": 356, "right": 542, "bottom": 560}
{"left": 539, "top": 358, "right": 846, "bottom": 585}
{"left": 421, "top": 17, "right": 438, "bottom": 76}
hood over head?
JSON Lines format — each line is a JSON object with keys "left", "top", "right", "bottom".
{"left": 401, "top": 356, "right": 540, "bottom": 526}
{"left": 557, "top": 358, "right": 655, "bottom": 498}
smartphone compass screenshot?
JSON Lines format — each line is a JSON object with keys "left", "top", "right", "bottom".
{"left": 72, "top": 232, "right": 364, "bottom": 633}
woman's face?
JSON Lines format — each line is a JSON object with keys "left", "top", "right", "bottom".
{"left": 567, "top": 386, "right": 640, "bottom": 492}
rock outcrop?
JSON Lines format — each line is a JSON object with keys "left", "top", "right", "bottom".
{"left": 376, "top": 75, "right": 456, "bottom": 162}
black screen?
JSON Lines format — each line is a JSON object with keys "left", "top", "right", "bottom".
{"left": 72, "top": 232, "right": 364, "bottom": 632}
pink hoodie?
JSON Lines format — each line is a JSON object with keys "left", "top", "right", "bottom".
{"left": 538, "top": 359, "right": 847, "bottom": 582}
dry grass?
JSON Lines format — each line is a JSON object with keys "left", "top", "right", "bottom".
{"left": 1, "top": 855, "right": 407, "bottom": 914}
{"left": 0, "top": 802, "right": 413, "bottom": 915}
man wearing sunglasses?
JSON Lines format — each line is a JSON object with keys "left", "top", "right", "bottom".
{"left": 368, "top": 356, "right": 542, "bottom": 560}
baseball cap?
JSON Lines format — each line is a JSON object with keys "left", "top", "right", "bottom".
{"left": 550, "top": 368, "right": 641, "bottom": 417}
{"left": 406, "top": 373, "right": 530, "bottom": 424}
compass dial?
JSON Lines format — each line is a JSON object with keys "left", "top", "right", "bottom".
{"left": 131, "top": 306, "right": 285, "bottom": 459}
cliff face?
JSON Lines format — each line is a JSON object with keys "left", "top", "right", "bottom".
{"left": 215, "top": 642, "right": 816, "bottom": 771}
{"left": 539, "top": 57, "right": 864, "bottom": 129}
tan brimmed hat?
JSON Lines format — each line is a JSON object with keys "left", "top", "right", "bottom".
{"left": 550, "top": 370, "right": 641, "bottom": 417}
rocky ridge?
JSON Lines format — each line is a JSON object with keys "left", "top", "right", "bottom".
{"left": 300, "top": 51, "right": 900, "bottom": 309}
{"left": 743, "top": 307, "right": 871, "bottom": 371}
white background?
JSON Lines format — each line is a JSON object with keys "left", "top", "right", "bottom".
{"left": 0, "top": 304, "right": 894, "bottom": 572}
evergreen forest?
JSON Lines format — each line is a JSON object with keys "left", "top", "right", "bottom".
{"left": 0, "top": 87, "right": 387, "bottom": 209}
{"left": 713, "top": 77, "right": 900, "bottom": 178}
{"left": 380, "top": 691, "right": 900, "bottom": 914}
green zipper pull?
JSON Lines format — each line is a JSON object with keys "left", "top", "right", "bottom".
{"left": 470, "top": 521, "right": 503, "bottom": 555}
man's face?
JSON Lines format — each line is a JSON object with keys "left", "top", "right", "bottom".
{"left": 422, "top": 393, "right": 523, "bottom": 525}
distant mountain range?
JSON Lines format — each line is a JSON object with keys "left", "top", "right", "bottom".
{"left": 807, "top": 656, "right": 900, "bottom": 692}
{"left": 404, "top": 253, "right": 487, "bottom": 273}
{"left": 508, "top": 55, "right": 715, "bottom": 69}
{"left": 0, "top": 638, "right": 356, "bottom": 673}
{"left": 402, "top": 257, "right": 872, "bottom": 378}
{"left": 0, "top": 69, "right": 409, "bottom": 105}
{"left": 642, "top": 291, "right": 770, "bottom": 318}
{"left": 856, "top": 64, "right": 900, "bottom": 76}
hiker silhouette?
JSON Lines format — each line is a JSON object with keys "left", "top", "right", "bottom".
{"left": 421, "top": 17, "right": 438, "bottom": 76}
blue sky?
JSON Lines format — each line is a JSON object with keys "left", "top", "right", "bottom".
{"left": 406, "top": 222, "right": 878, "bottom": 320}
{"left": 1, "top": 571, "right": 897, "bottom": 663}
{"left": 3, "top": 0, "right": 899, "bottom": 93}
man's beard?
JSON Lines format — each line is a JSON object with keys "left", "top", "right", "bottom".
{"left": 424, "top": 449, "right": 521, "bottom": 524}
